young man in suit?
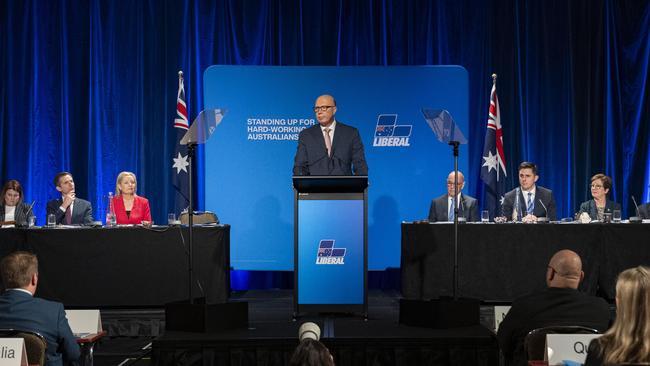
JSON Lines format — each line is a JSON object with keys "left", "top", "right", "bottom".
{"left": 428, "top": 171, "right": 479, "bottom": 222}
{"left": 293, "top": 94, "right": 368, "bottom": 176}
{"left": 46, "top": 172, "right": 93, "bottom": 225}
{"left": 501, "top": 161, "right": 557, "bottom": 221}
{"left": 0, "top": 251, "right": 80, "bottom": 366}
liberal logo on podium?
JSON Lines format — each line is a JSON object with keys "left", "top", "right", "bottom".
{"left": 372, "top": 114, "right": 412, "bottom": 147}
{"left": 316, "top": 240, "right": 346, "bottom": 265}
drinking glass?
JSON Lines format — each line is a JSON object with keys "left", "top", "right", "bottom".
{"left": 47, "top": 214, "right": 56, "bottom": 227}
{"left": 613, "top": 210, "right": 621, "bottom": 223}
{"left": 481, "top": 210, "right": 490, "bottom": 223}
{"left": 168, "top": 213, "right": 176, "bottom": 225}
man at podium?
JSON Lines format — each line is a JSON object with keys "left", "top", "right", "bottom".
{"left": 293, "top": 94, "right": 368, "bottom": 176}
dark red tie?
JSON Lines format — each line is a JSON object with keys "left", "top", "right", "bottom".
{"left": 65, "top": 205, "right": 72, "bottom": 224}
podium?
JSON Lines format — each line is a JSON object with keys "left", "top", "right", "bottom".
{"left": 293, "top": 176, "right": 368, "bottom": 317}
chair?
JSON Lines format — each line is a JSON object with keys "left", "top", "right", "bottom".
{"left": 0, "top": 328, "right": 47, "bottom": 366}
{"left": 524, "top": 325, "right": 599, "bottom": 362}
{"left": 179, "top": 211, "right": 219, "bottom": 225}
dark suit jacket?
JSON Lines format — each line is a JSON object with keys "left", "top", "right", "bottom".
{"left": 496, "top": 287, "right": 610, "bottom": 366}
{"left": 428, "top": 193, "right": 479, "bottom": 222}
{"left": 0, "top": 290, "right": 80, "bottom": 366}
{"left": 293, "top": 122, "right": 368, "bottom": 176}
{"left": 46, "top": 198, "right": 93, "bottom": 225}
{"left": 577, "top": 199, "right": 621, "bottom": 221}
{"left": 501, "top": 185, "right": 557, "bottom": 221}
{"left": 0, "top": 202, "right": 35, "bottom": 227}
{"left": 639, "top": 203, "right": 650, "bottom": 219}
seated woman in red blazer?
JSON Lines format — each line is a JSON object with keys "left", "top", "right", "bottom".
{"left": 111, "top": 171, "right": 152, "bottom": 225}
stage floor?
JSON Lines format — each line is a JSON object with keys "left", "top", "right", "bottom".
{"left": 150, "top": 290, "right": 499, "bottom": 366}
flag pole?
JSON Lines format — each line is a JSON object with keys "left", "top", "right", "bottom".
{"left": 177, "top": 69, "right": 195, "bottom": 305}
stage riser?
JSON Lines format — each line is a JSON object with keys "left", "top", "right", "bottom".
{"left": 152, "top": 342, "right": 499, "bottom": 366}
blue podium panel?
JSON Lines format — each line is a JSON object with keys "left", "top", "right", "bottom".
{"left": 298, "top": 198, "right": 364, "bottom": 306}
{"left": 203, "top": 65, "right": 469, "bottom": 271}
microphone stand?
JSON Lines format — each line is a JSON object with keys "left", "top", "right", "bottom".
{"left": 187, "top": 143, "right": 196, "bottom": 304}
{"left": 449, "top": 140, "right": 460, "bottom": 300}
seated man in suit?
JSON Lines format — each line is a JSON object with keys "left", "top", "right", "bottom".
{"left": 0, "top": 251, "right": 80, "bottom": 366}
{"left": 46, "top": 172, "right": 93, "bottom": 225}
{"left": 501, "top": 162, "right": 557, "bottom": 221}
{"left": 497, "top": 250, "right": 610, "bottom": 366}
{"left": 428, "top": 171, "right": 479, "bottom": 222}
{"left": 293, "top": 94, "right": 368, "bottom": 176}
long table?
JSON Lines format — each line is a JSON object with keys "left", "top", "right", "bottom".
{"left": 401, "top": 222, "right": 650, "bottom": 302}
{"left": 0, "top": 225, "right": 230, "bottom": 307}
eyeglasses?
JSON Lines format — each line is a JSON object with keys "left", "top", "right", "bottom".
{"left": 313, "top": 105, "right": 334, "bottom": 113}
{"left": 590, "top": 184, "right": 604, "bottom": 189}
{"left": 446, "top": 182, "right": 463, "bottom": 186}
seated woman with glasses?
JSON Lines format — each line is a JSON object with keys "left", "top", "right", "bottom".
{"left": 576, "top": 173, "right": 621, "bottom": 221}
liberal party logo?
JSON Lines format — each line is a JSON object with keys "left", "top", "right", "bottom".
{"left": 372, "top": 114, "right": 412, "bottom": 147}
{"left": 316, "top": 239, "right": 346, "bottom": 265}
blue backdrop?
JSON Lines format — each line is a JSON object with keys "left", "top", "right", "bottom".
{"left": 203, "top": 66, "right": 468, "bottom": 270}
{"left": 1, "top": 0, "right": 649, "bottom": 273}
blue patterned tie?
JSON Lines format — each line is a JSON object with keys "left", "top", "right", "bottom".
{"left": 448, "top": 199, "right": 455, "bottom": 221}
{"left": 527, "top": 192, "right": 534, "bottom": 214}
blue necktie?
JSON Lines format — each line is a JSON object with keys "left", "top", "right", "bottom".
{"left": 448, "top": 199, "right": 455, "bottom": 221}
{"left": 527, "top": 192, "right": 534, "bottom": 214}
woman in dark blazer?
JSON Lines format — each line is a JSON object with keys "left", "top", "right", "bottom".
{"left": 0, "top": 180, "right": 35, "bottom": 227}
{"left": 111, "top": 171, "right": 152, "bottom": 225}
{"left": 577, "top": 174, "right": 621, "bottom": 221}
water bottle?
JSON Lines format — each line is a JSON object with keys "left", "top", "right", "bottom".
{"left": 106, "top": 192, "right": 116, "bottom": 227}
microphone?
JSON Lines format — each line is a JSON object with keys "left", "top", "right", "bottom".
{"left": 25, "top": 200, "right": 36, "bottom": 216}
{"left": 630, "top": 196, "right": 642, "bottom": 223}
{"left": 21, "top": 201, "right": 36, "bottom": 228}
{"left": 537, "top": 199, "right": 549, "bottom": 223}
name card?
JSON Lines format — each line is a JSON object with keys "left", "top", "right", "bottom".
{"left": 65, "top": 309, "right": 102, "bottom": 336}
{"left": 545, "top": 334, "right": 601, "bottom": 365}
{"left": 493, "top": 305, "right": 511, "bottom": 332}
{"left": 0, "top": 338, "right": 28, "bottom": 366}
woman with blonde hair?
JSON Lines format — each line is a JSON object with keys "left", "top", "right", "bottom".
{"left": 111, "top": 171, "right": 152, "bottom": 225}
{"left": 585, "top": 266, "right": 650, "bottom": 365}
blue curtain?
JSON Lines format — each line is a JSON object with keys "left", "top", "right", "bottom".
{"left": 1, "top": 0, "right": 649, "bottom": 225}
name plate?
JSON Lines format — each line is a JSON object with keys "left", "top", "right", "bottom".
{"left": 0, "top": 338, "right": 28, "bottom": 366}
{"left": 545, "top": 334, "right": 601, "bottom": 365}
{"left": 493, "top": 305, "right": 511, "bottom": 332}
{"left": 65, "top": 309, "right": 102, "bottom": 337}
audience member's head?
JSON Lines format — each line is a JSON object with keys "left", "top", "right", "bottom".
{"left": 299, "top": 322, "right": 321, "bottom": 341}
{"left": 289, "top": 338, "right": 334, "bottom": 366}
{"left": 596, "top": 266, "right": 650, "bottom": 364}
{"left": 1, "top": 251, "right": 38, "bottom": 294}
{"left": 289, "top": 322, "right": 334, "bottom": 366}
{"left": 545, "top": 249, "right": 584, "bottom": 289}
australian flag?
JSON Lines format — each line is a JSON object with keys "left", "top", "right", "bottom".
{"left": 171, "top": 71, "right": 190, "bottom": 214}
{"left": 480, "top": 80, "right": 507, "bottom": 218}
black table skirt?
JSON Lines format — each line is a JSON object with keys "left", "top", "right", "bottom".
{"left": 401, "top": 223, "right": 650, "bottom": 302}
{"left": 0, "top": 226, "right": 230, "bottom": 307}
